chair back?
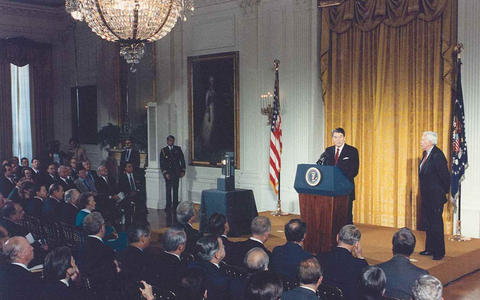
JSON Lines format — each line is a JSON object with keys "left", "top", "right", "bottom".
{"left": 317, "top": 283, "right": 343, "bottom": 300}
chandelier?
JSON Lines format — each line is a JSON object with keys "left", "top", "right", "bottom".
{"left": 66, "top": 0, "right": 194, "bottom": 72}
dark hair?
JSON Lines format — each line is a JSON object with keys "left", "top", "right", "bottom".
{"left": 77, "top": 165, "right": 86, "bottom": 172}
{"left": 126, "top": 224, "right": 150, "bottom": 243}
{"left": 124, "top": 162, "right": 133, "bottom": 169}
{"left": 298, "top": 258, "right": 322, "bottom": 285}
{"left": 331, "top": 127, "right": 346, "bottom": 136}
{"left": 31, "top": 157, "right": 40, "bottom": 163}
{"left": 22, "top": 167, "right": 34, "bottom": 176}
{"left": 2, "top": 164, "right": 10, "bottom": 174}
{"left": 78, "top": 192, "right": 94, "bottom": 209}
{"left": 358, "top": 266, "right": 386, "bottom": 299}
{"left": 44, "top": 246, "right": 73, "bottom": 281}
{"left": 48, "top": 183, "right": 63, "bottom": 195}
{"left": 245, "top": 271, "right": 283, "bottom": 300}
{"left": 195, "top": 236, "right": 220, "bottom": 262}
{"left": 284, "top": 219, "right": 307, "bottom": 242}
{"left": 32, "top": 184, "right": 46, "bottom": 195}
{"left": 20, "top": 157, "right": 28, "bottom": 163}
{"left": 167, "top": 135, "right": 175, "bottom": 140}
{"left": 19, "top": 181, "right": 35, "bottom": 198}
{"left": 1, "top": 202, "right": 17, "bottom": 218}
{"left": 207, "top": 213, "right": 227, "bottom": 237}
{"left": 177, "top": 268, "right": 207, "bottom": 300}
{"left": 392, "top": 227, "right": 416, "bottom": 256}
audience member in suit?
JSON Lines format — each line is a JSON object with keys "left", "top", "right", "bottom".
{"left": 20, "top": 157, "right": 29, "bottom": 169}
{"left": 74, "top": 166, "right": 97, "bottom": 193}
{"left": 75, "top": 192, "right": 96, "bottom": 227}
{"left": 10, "top": 157, "right": 22, "bottom": 182}
{"left": 25, "top": 184, "right": 47, "bottom": 218}
{"left": 317, "top": 225, "right": 369, "bottom": 300}
{"left": 41, "top": 163, "right": 58, "bottom": 189}
{"left": 31, "top": 157, "right": 43, "bottom": 182}
{"left": 412, "top": 275, "right": 443, "bottom": 300}
{"left": 272, "top": 219, "right": 313, "bottom": 281}
{"left": 69, "top": 158, "right": 79, "bottom": 180}
{"left": 10, "top": 179, "right": 35, "bottom": 209}
{"left": 176, "top": 268, "right": 208, "bottom": 300}
{"left": 317, "top": 128, "right": 359, "bottom": 224}
{"left": 56, "top": 165, "right": 77, "bottom": 191}
{"left": 42, "top": 183, "right": 65, "bottom": 222}
{"left": 160, "top": 135, "right": 186, "bottom": 212}
{"left": 176, "top": 200, "right": 201, "bottom": 256}
{"left": 120, "top": 138, "right": 141, "bottom": 169}
{"left": 0, "top": 236, "right": 41, "bottom": 299}
{"left": 230, "top": 247, "right": 270, "bottom": 300}
{"left": 0, "top": 163, "right": 16, "bottom": 198}
{"left": 358, "top": 266, "right": 386, "bottom": 300}
{"left": 82, "top": 160, "right": 98, "bottom": 187}
{"left": 95, "top": 165, "right": 119, "bottom": 222}
{"left": 230, "top": 216, "right": 272, "bottom": 268}
{"left": 0, "top": 202, "right": 29, "bottom": 237}
{"left": 377, "top": 227, "right": 428, "bottom": 300}
{"left": 418, "top": 131, "right": 450, "bottom": 260}
{"left": 207, "top": 213, "right": 235, "bottom": 263}
{"left": 40, "top": 246, "right": 82, "bottom": 300}
{"left": 245, "top": 270, "right": 283, "bottom": 300}
{"left": 77, "top": 212, "right": 119, "bottom": 298}
{"left": 188, "top": 236, "right": 230, "bottom": 300}
{"left": 61, "top": 189, "right": 81, "bottom": 225}
{"left": 118, "top": 224, "right": 153, "bottom": 298}
{"left": 118, "top": 162, "right": 145, "bottom": 223}
{"left": 153, "top": 226, "right": 187, "bottom": 291}
{"left": 282, "top": 257, "right": 323, "bottom": 300}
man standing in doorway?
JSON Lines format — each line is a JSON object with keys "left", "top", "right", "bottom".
{"left": 160, "top": 135, "right": 186, "bottom": 212}
{"left": 319, "top": 128, "right": 359, "bottom": 224}
{"left": 418, "top": 131, "right": 450, "bottom": 260}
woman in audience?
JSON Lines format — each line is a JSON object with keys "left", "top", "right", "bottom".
{"left": 21, "top": 167, "right": 35, "bottom": 183}
{"left": 75, "top": 192, "right": 96, "bottom": 227}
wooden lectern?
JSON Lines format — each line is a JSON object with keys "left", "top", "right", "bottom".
{"left": 294, "top": 164, "right": 353, "bottom": 254}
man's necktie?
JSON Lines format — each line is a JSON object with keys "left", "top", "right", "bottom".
{"left": 334, "top": 148, "right": 340, "bottom": 165}
{"left": 129, "top": 174, "right": 136, "bottom": 191}
{"left": 126, "top": 149, "right": 131, "bottom": 161}
{"left": 83, "top": 179, "right": 91, "bottom": 191}
{"left": 420, "top": 152, "right": 428, "bottom": 171}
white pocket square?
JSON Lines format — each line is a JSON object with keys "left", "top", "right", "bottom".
{"left": 343, "top": 157, "right": 349, "bottom": 160}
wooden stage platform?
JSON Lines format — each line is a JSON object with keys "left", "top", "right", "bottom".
{"left": 150, "top": 210, "right": 480, "bottom": 285}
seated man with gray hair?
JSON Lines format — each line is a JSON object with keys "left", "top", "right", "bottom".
{"left": 282, "top": 257, "right": 323, "bottom": 300}
{"left": 412, "top": 275, "right": 443, "bottom": 300}
{"left": 189, "top": 235, "right": 230, "bottom": 300}
{"left": 317, "top": 224, "right": 368, "bottom": 300}
{"left": 230, "top": 216, "right": 272, "bottom": 267}
{"left": 60, "top": 188, "right": 80, "bottom": 225}
{"left": 176, "top": 200, "right": 201, "bottom": 255}
{"left": 245, "top": 247, "right": 270, "bottom": 272}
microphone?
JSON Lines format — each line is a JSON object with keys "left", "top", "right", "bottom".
{"left": 316, "top": 152, "right": 328, "bottom": 165}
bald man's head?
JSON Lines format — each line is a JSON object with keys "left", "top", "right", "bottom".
{"left": 244, "top": 247, "right": 269, "bottom": 271}
{"left": 3, "top": 236, "right": 34, "bottom": 265}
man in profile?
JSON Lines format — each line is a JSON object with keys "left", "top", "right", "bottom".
{"left": 418, "top": 131, "right": 450, "bottom": 260}
{"left": 318, "top": 128, "right": 359, "bottom": 224}
{"left": 281, "top": 258, "right": 323, "bottom": 300}
{"left": 160, "top": 135, "right": 186, "bottom": 212}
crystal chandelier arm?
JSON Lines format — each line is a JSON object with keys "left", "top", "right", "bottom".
{"left": 133, "top": 0, "right": 139, "bottom": 40}
{"left": 94, "top": 0, "right": 123, "bottom": 41}
{"left": 151, "top": 1, "right": 175, "bottom": 38}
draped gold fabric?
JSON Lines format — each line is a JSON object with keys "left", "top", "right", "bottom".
{"left": 320, "top": 0, "right": 457, "bottom": 232}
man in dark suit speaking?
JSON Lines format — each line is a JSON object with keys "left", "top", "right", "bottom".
{"left": 317, "top": 128, "right": 359, "bottom": 224}
{"left": 418, "top": 131, "right": 450, "bottom": 260}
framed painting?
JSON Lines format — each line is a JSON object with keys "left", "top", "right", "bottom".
{"left": 188, "top": 51, "right": 239, "bottom": 168}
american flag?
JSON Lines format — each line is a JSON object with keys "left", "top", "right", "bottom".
{"left": 451, "top": 61, "right": 468, "bottom": 205}
{"left": 269, "top": 65, "right": 282, "bottom": 195}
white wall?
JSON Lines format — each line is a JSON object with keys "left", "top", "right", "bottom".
{"left": 146, "top": 0, "right": 323, "bottom": 212}
{"left": 457, "top": 0, "right": 480, "bottom": 238}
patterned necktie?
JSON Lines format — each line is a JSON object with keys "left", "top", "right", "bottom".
{"left": 334, "top": 148, "right": 340, "bottom": 165}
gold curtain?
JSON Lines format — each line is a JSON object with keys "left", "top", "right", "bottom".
{"left": 320, "top": 0, "right": 457, "bottom": 233}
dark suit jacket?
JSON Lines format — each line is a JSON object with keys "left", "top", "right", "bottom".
{"left": 25, "top": 197, "right": 44, "bottom": 218}
{"left": 56, "top": 177, "right": 77, "bottom": 192}
{"left": 39, "top": 280, "right": 83, "bottom": 300}
{"left": 118, "top": 172, "right": 141, "bottom": 194}
{"left": 281, "top": 286, "right": 319, "bottom": 300}
{"left": 42, "top": 197, "right": 64, "bottom": 222}
{"left": 40, "top": 173, "right": 57, "bottom": 189}
{"left": 323, "top": 144, "right": 359, "bottom": 200}
{"left": 160, "top": 145, "right": 186, "bottom": 178}
{"left": 60, "top": 203, "right": 80, "bottom": 225}
{"left": 0, "top": 217, "right": 28, "bottom": 237}
{"left": 221, "top": 235, "right": 236, "bottom": 264}
{"left": 95, "top": 176, "right": 117, "bottom": 197}
{"left": 118, "top": 245, "right": 151, "bottom": 281}
{"left": 419, "top": 146, "right": 451, "bottom": 208}
{"left": 152, "top": 250, "right": 185, "bottom": 291}
{"left": 377, "top": 255, "right": 428, "bottom": 300}
{"left": 0, "top": 263, "right": 41, "bottom": 299}
{"left": 272, "top": 242, "right": 314, "bottom": 280}
{"left": 120, "top": 148, "right": 140, "bottom": 169}
{"left": 188, "top": 261, "right": 230, "bottom": 300}
{"left": 230, "top": 238, "right": 272, "bottom": 268}
{"left": 0, "top": 176, "right": 16, "bottom": 198}
{"left": 317, "top": 247, "right": 368, "bottom": 300}
{"left": 182, "top": 223, "right": 201, "bottom": 255}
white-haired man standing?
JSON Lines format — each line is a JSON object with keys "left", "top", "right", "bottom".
{"left": 419, "top": 131, "right": 450, "bottom": 260}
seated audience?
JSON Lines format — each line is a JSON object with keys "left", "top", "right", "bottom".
{"left": 245, "top": 247, "right": 270, "bottom": 273}
{"left": 75, "top": 192, "right": 96, "bottom": 227}
{"left": 61, "top": 189, "right": 81, "bottom": 225}
{"left": 189, "top": 235, "right": 229, "bottom": 300}
{"left": 377, "top": 227, "right": 428, "bottom": 300}
{"left": 272, "top": 219, "right": 313, "bottom": 280}
{"left": 41, "top": 163, "right": 58, "bottom": 188}
{"left": 207, "top": 213, "right": 234, "bottom": 263}
{"left": 154, "top": 226, "right": 187, "bottom": 291}
{"left": 230, "top": 216, "right": 272, "bottom": 267}
{"left": 281, "top": 257, "right": 323, "bottom": 300}
{"left": 317, "top": 224, "right": 368, "bottom": 300}
{"left": 10, "top": 179, "right": 34, "bottom": 208}
{"left": 31, "top": 158, "right": 42, "bottom": 181}
{"left": 82, "top": 160, "right": 98, "bottom": 186}
{"left": 40, "top": 246, "right": 82, "bottom": 300}
{"left": 95, "top": 164, "right": 119, "bottom": 222}
{"left": 74, "top": 166, "right": 97, "bottom": 193}
{"left": 0, "top": 163, "right": 16, "bottom": 197}
{"left": 0, "top": 202, "right": 28, "bottom": 237}
{"left": 358, "top": 266, "right": 386, "bottom": 300}
{"left": 176, "top": 200, "right": 201, "bottom": 255}
{"left": 69, "top": 158, "right": 79, "bottom": 180}
{"left": 25, "top": 184, "right": 47, "bottom": 218}
{"left": 21, "top": 167, "right": 35, "bottom": 183}
{"left": 245, "top": 270, "right": 283, "bottom": 300}
{"left": 0, "top": 236, "right": 41, "bottom": 299}
{"left": 412, "top": 275, "right": 443, "bottom": 300}
{"left": 77, "top": 212, "right": 119, "bottom": 297}
{"left": 56, "top": 165, "right": 76, "bottom": 191}
{"left": 42, "top": 183, "right": 65, "bottom": 222}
